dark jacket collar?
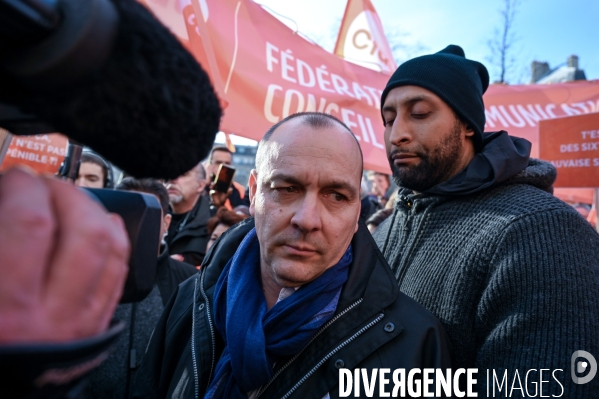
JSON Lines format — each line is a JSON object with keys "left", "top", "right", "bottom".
{"left": 395, "top": 157, "right": 557, "bottom": 209}
{"left": 183, "top": 194, "right": 211, "bottom": 230}
{"left": 394, "top": 132, "right": 556, "bottom": 209}
{"left": 201, "top": 218, "right": 399, "bottom": 320}
{"left": 170, "top": 195, "right": 211, "bottom": 241}
{"left": 425, "top": 131, "right": 531, "bottom": 196}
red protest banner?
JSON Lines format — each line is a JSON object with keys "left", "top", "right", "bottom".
{"left": 0, "top": 134, "right": 68, "bottom": 175}
{"left": 141, "top": 0, "right": 599, "bottom": 204}
{"left": 484, "top": 82, "right": 599, "bottom": 158}
{"left": 539, "top": 113, "right": 599, "bottom": 188}
{"left": 142, "top": 0, "right": 599, "bottom": 167}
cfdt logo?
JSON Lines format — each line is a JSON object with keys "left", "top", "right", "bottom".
{"left": 571, "top": 350, "right": 597, "bottom": 384}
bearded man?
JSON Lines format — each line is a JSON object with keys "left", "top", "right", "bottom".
{"left": 373, "top": 45, "right": 599, "bottom": 397}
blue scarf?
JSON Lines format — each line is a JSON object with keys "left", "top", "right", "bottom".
{"left": 204, "top": 228, "right": 352, "bottom": 398}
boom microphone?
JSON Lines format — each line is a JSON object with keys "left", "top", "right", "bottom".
{"left": 0, "top": 0, "right": 221, "bottom": 179}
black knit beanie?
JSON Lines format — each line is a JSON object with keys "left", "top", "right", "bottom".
{"left": 380, "top": 45, "right": 490, "bottom": 151}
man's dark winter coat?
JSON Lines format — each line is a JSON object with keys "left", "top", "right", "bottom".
{"left": 374, "top": 158, "right": 599, "bottom": 397}
{"left": 84, "top": 246, "right": 197, "bottom": 399}
{"left": 167, "top": 195, "right": 211, "bottom": 266}
{"left": 133, "top": 219, "right": 452, "bottom": 399}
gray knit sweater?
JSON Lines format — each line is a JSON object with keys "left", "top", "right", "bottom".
{"left": 374, "top": 159, "right": 599, "bottom": 397}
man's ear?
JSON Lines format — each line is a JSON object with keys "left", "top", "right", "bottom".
{"left": 463, "top": 123, "right": 475, "bottom": 138}
{"left": 249, "top": 169, "right": 258, "bottom": 216}
{"left": 197, "top": 178, "right": 208, "bottom": 194}
{"left": 196, "top": 164, "right": 209, "bottom": 194}
{"left": 163, "top": 213, "right": 172, "bottom": 232}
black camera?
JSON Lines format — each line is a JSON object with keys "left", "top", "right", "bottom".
{"left": 0, "top": 124, "right": 163, "bottom": 304}
{"left": 84, "top": 187, "right": 161, "bottom": 303}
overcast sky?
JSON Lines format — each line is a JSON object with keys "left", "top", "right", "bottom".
{"left": 252, "top": 0, "right": 598, "bottom": 84}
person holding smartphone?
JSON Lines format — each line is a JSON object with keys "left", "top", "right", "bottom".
{"left": 205, "top": 146, "right": 248, "bottom": 209}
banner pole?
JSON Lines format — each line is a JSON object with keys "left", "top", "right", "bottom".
{"left": 0, "top": 128, "right": 13, "bottom": 167}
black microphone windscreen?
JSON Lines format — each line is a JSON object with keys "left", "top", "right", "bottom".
{"left": 1, "top": 0, "right": 221, "bottom": 179}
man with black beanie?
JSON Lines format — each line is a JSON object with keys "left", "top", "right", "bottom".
{"left": 374, "top": 44, "right": 599, "bottom": 397}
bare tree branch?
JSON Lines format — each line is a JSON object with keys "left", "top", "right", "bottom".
{"left": 487, "top": 0, "right": 523, "bottom": 84}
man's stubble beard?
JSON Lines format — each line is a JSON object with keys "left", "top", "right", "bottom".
{"left": 169, "top": 194, "right": 183, "bottom": 204}
{"left": 389, "top": 119, "right": 464, "bottom": 193}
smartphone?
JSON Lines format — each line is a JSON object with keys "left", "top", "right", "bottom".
{"left": 213, "top": 164, "right": 236, "bottom": 193}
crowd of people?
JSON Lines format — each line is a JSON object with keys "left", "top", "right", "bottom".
{"left": 1, "top": 40, "right": 598, "bottom": 399}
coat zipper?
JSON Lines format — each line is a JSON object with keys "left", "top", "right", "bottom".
{"left": 280, "top": 312, "right": 385, "bottom": 399}
{"left": 395, "top": 213, "right": 431, "bottom": 286}
{"left": 192, "top": 270, "right": 216, "bottom": 398}
{"left": 255, "top": 299, "right": 363, "bottom": 398}
{"left": 191, "top": 274, "right": 200, "bottom": 399}
{"left": 398, "top": 195, "right": 412, "bottom": 232}
{"left": 386, "top": 194, "right": 412, "bottom": 279}
{"left": 382, "top": 193, "right": 410, "bottom": 257}
{"left": 256, "top": 299, "right": 382, "bottom": 399}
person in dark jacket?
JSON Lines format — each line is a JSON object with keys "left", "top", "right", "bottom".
{"left": 375, "top": 44, "right": 599, "bottom": 396}
{"left": 133, "top": 112, "right": 451, "bottom": 399}
{"left": 84, "top": 178, "right": 197, "bottom": 399}
{"left": 116, "top": 177, "right": 199, "bottom": 301}
{"left": 165, "top": 164, "right": 211, "bottom": 266}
